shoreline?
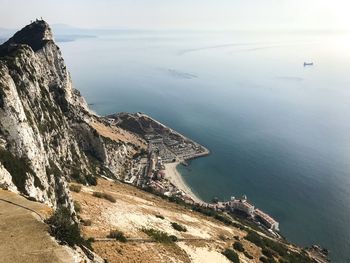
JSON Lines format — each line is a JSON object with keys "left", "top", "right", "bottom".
{"left": 164, "top": 162, "right": 205, "bottom": 204}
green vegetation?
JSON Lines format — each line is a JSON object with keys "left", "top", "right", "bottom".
{"left": 142, "top": 186, "right": 246, "bottom": 230}
{"left": 141, "top": 184, "right": 311, "bottom": 262}
{"left": 69, "top": 184, "right": 82, "bottom": 193}
{"left": 0, "top": 148, "right": 39, "bottom": 193}
{"left": 171, "top": 222, "right": 187, "bottom": 232}
{"left": 85, "top": 173, "right": 98, "bottom": 186}
{"left": 260, "top": 256, "right": 277, "bottom": 263}
{"left": 0, "top": 87, "right": 5, "bottom": 108}
{"left": 222, "top": 248, "right": 240, "bottom": 263}
{"left": 233, "top": 241, "right": 245, "bottom": 252}
{"left": 92, "top": 191, "right": 116, "bottom": 203}
{"left": 244, "top": 251, "right": 253, "bottom": 259}
{"left": 82, "top": 219, "right": 92, "bottom": 226}
{"left": 71, "top": 167, "right": 97, "bottom": 186}
{"left": 229, "top": 212, "right": 268, "bottom": 233}
{"left": 218, "top": 234, "right": 227, "bottom": 241}
{"left": 142, "top": 228, "right": 177, "bottom": 243}
{"left": 107, "top": 230, "right": 127, "bottom": 243}
{"left": 245, "top": 230, "right": 312, "bottom": 262}
{"left": 245, "top": 231, "right": 283, "bottom": 254}
{"left": 73, "top": 201, "right": 82, "bottom": 213}
{"left": 155, "top": 214, "right": 165, "bottom": 220}
{"left": 262, "top": 248, "right": 277, "bottom": 258}
{"left": 46, "top": 207, "right": 92, "bottom": 249}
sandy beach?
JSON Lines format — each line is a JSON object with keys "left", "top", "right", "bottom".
{"left": 164, "top": 162, "right": 205, "bottom": 204}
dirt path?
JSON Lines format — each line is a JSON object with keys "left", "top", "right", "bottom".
{"left": 0, "top": 190, "right": 76, "bottom": 263}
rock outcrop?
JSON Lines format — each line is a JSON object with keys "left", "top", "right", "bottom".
{"left": 0, "top": 20, "right": 138, "bottom": 208}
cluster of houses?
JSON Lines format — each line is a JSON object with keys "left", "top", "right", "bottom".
{"left": 148, "top": 137, "right": 177, "bottom": 163}
{"left": 121, "top": 119, "right": 279, "bottom": 232}
{"left": 210, "top": 195, "right": 279, "bottom": 231}
{"left": 147, "top": 134, "right": 208, "bottom": 164}
{"left": 139, "top": 149, "right": 280, "bottom": 232}
{"left": 129, "top": 148, "right": 280, "bottom": 233}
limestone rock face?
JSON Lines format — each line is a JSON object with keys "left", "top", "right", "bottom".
{"left": 0, "top": 20, "right": 136, "bottom": 208}
{"left": 0, "top": 163, "right": 18, "bottom": 192}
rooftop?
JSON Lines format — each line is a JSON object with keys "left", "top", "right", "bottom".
{"left": 254, "top": 209, "right": 278, "bottom": 225}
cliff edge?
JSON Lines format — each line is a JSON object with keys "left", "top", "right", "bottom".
{"left": 0, "top": 20, "right": 139, "bottom": 209}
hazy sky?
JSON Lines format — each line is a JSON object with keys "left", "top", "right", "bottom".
{"left": 1, "top": 0, "right": 350, "bottom": 31}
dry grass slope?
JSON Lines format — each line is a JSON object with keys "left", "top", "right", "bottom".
{"left": 71, "top": 178, "right": 295, "bottom": 263}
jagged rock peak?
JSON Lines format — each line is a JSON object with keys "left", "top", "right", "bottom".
{"left": 0, "top": 20, "right": 53, "bottom": 56}
{"left": 0, "top": 21, "right": 137, "bottom": 208}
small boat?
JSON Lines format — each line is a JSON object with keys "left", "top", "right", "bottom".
{"left": 304, "top": 62, "right": 314, "bottom": 66}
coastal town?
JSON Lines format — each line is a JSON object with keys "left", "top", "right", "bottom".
{"left": 106, "top": 112, "right": 280, "bottom": 234}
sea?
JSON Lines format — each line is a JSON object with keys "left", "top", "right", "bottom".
{"left": 59, "top": 30, "right": 350, "bottom": 262}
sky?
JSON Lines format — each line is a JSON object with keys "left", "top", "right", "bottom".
{"left": 1, "top": 0, "right": 350, "bottom": 31}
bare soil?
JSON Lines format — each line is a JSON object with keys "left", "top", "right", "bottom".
{"left": 0, "top": 190, "right": 75, "bottom": 263}
{"left": 72, "top": 179, "right": 264, "bottom": 263}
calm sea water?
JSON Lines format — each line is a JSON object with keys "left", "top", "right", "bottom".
{"left": 59, "top": 31, "right": 350, "bottom": 262}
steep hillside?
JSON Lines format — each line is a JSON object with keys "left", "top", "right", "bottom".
{"left": 71, "top": 179, "right": 322, "bottom": 263}
{"left": 0, "top": 20, "right": 140, "bottom": 209}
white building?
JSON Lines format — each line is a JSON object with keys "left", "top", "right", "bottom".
{"left": 254, "top": 209, "right": 279, "bottom": 231}
{"left": 229, "top": 197, "right": 255, "bottom": 216}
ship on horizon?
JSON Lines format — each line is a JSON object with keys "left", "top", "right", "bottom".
{"left": 304, "top": 62, "right": 314, "bottom": 66}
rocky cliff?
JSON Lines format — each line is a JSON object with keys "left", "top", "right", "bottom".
{"left": 0, "top": 20, "right": 139, "bottom": 209}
